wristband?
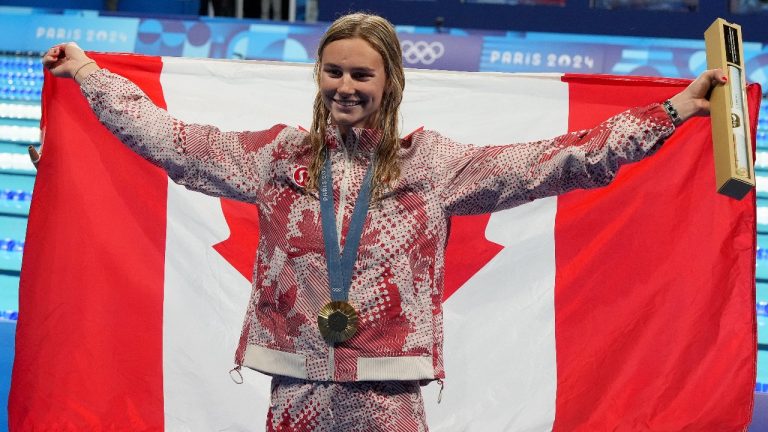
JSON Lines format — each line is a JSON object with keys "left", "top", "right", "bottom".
{"left": 74, "top": 61, "right": 97, "bottom": 82}
{"left": 662, "top": 99, "right": 682, "bottom": 126}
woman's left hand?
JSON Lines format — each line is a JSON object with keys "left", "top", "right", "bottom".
{"left": 668, "top": 69, "right": 728, "bottom": 124}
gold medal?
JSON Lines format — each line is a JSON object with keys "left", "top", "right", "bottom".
{"left": 317, "top": 301, "right": 358, "bottom": 344}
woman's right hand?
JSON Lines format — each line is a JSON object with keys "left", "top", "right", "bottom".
{"left": 35, "top": 43, "right": 101, "bottom": 168}
{"left": 42, "top": 43, "right": 100, "bottom": 83}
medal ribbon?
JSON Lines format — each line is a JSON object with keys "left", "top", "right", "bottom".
{"left": 319, "top": 147, "right": 375, "bottom": 302}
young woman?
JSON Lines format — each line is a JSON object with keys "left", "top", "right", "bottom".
{"left": 43, "top": 13, "right": 725, "bottom": 431}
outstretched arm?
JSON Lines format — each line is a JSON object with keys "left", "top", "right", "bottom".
{"left": 434, "top": 69, "right": 727, "bottom": 216}
{"left": 41, "top": 43, "right": 285, "bottom": 203}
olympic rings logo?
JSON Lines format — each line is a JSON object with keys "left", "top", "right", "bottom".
{"left": 401, "top": 40, "right": 445, "bottom": 65}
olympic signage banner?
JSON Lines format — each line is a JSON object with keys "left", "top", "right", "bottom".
{"left": 0, "top": 13, "right": 138, "bottom": 53}
{"left": 398, "top": 33, "right": 483, "bottom": 71}
{"left": 11, "top": 54, "right": 758, "bottom": 431}
{"left": 134, "top": 19, "right": 327, "bottom": 62}
{"left": 480, "top": 37, "right": 606, "bottom": 73}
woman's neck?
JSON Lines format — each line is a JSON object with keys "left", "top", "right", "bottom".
{"left": 338, "top": 125, "right": 350, "bottom": 144}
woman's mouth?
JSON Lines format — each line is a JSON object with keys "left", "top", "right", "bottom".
{"left": 333, "top": 99, "right": 362, "bottom": 107}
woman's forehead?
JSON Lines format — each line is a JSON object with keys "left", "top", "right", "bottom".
{"left": 321, "top": 38, "right": 384, "bottom": 68}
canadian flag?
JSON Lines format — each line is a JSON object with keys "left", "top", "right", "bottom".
{"left": 10, "top": 53, "right": 759, "bottom": 431}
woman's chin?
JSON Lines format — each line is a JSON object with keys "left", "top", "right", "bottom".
{"left": 330, "top": 115, "right": 365, "bottom": 130}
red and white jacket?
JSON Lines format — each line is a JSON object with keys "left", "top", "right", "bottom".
{"left": 81, "top": 69, "right": 675, "bottom": 382}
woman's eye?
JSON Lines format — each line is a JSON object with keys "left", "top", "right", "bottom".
{"left": 325, "top": 69, "right": 341, "bottom": 77}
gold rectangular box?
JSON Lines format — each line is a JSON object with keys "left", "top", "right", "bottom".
{"left": 704, "top": 18, "right": 754, "bottom": 200}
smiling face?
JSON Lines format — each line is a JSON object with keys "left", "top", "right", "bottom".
{"left": 319, "top": 37, "right": 387, "bottom": 135}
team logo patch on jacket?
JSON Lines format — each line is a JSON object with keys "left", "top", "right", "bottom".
{"left": 292, "top": 165, "right": 308, "bottom": 188}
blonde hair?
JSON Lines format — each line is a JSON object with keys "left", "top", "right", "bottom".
{"left": 306, "top": 13, "right": 405, "bottom": 199}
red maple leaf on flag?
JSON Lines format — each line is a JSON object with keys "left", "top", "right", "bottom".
{"left": 213, "top": 198, "right": 503, "bottom": 301}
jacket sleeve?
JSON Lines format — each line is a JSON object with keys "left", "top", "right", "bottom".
{"left": 79, "top": 69, "right": 286, "bottom": 203}
{"left": 432, "top": 103, "right": 675, "bottom": 216}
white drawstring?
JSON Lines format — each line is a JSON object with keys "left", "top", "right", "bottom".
{"left": 229, "top": 366, "right": 243, "bottom": 384}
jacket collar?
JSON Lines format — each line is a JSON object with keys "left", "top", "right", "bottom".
{"left": 325, "top": 125, "right": 383, "bottom": 155}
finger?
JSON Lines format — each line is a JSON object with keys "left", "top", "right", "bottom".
{"left": 42, "top": 46, "right": 64, "bottom": 64}
{"left": 697, "top": 99, "right": 711, "bottom": 116}
{"left": 41, "top": 53, "right": 60, "bottom": 68}
{"left": 703, "top": 68, "right": 727, "bottom": 85}
{"left": 691, "top": 69, "right": 726, "bottom": 100}
{"left": 712, "top": 68, "right": 727, "bottom": 85}
{"left": 41, "top": 54, "right": 55, "bottom": 68}
{"left": 50, "top": 44, "right": 67, "bottom": 57}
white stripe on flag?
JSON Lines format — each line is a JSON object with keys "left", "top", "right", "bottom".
{"left": 160, "top": 58, "right": 315, "bottom": 429}
{"left": 409, "top": 71, "right": 568, "bottom": 431}
{"left": 164, "top": 182, "right": 268, "bottom": 430}
{"left": 160, "top": 58, "right": 316, "bottom": 130}
{"left": 433, "top": 198, "right": 558, "bottom": 431}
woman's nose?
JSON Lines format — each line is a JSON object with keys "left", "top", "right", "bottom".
{"left": 338, "top": 75, "right": 354, "bottom": 95}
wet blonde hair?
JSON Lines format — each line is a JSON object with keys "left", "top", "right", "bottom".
{"left": 306, "top": 13, "right": 405, "bottom": 199}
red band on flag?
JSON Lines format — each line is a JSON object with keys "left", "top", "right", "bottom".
{"left": 10, "top": 54, "right": 168, "bottom": 430}
{"left": 552, "top": 75, "right": 758, "bottom": 431}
